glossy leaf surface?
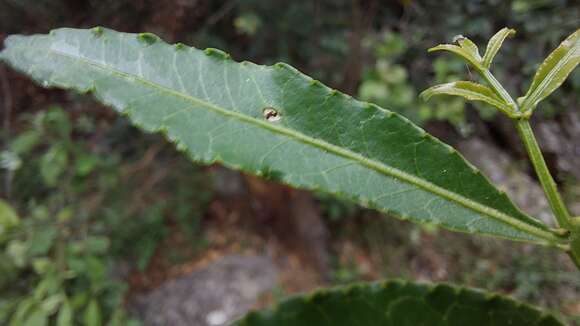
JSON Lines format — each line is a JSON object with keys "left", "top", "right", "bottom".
{"left": 235, "top": 281, "right": 564, "bottom": 326}
{"left": 0, "top": 28, "right": 561, "bottom": 244}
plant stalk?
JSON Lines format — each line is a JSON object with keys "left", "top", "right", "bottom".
{"left": 515, "top": 119, "right": 580, "bottom": 268}
{"left": 481, "top": 70, "right": 518, "bottom": 112}
{"left": 479, "top": 69, "right": 572, "bottom": 228}
{"left": 477, "top": 68, "right": 580, "bottom": 268}
{"left": 515, "top": 120, "right": 571, "bottom": 229}
{"left": 569, "top": 237, "right": 580, "bottom": 271}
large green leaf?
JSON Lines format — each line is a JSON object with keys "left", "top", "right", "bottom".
{"left": 519, "top": 28, "right": 580, "bottom": 112}
{"left": 0, "top": 28, "right": 562, "bottom": 245}
{"left": 235, "top": 281, "right": 564, "bottom": 326}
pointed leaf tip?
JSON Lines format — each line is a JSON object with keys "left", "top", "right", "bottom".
{"left": 137, "top": 32, "right": 159, "bottom": 45}
{"left": 482, "top": 27, "right": 516, "bottom": 68}
{"left": 427, "top": 44, "right": 483, "bottom": 71}
{"left": 204, "top": 47, "right": 231, "bottom": 60}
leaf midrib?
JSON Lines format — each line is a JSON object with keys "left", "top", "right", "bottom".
{"left": 25, "top": 41, "right": 560, "bottom": 243}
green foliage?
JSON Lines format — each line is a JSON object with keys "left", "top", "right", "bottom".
{"left": 358, "top": 32, "right": 417, "bottom": 119}
{"left": 0, "top": 17, "right": 577, "bottom": 324}
{"left": 429, "top": 39, "right": 485, "bottom": 73}
{"left": 400, "top": 1, "right": 578, "bottom": 125}
{"left": 0, "top": 202, "right": 134, "bottom": 325}
{"left": 422, "top": 26, "right": 580, "bottom": 274}
{"left": 0, "top": 200, "right": 19, "bottom": 242}
{"left": 234, "top": 281, "right": 564, "bottom": 326}
{"left": 0, "top": 110, "right": 138, "bottom": 325}
{"left": 108, "top": 202, "right": 167, "bottom": 271}
{"left": 358, "top": 32, "right": 471, "bottom": 130}
{"left": 420, "top": 81, "right": 510, "bottom": 115}
{"left": 519, "top": 29, "right": 580, "bottom": 113}
{"left": 0, "top": 27, "right": 565, "bottom": 246}
{"left": 482, "top": 28, "right": 516, "bottom": 68}
{"left": 423, "top": 27, "right": 579, "bottom": 120}
{"left": 0, "top": 106, "right": 211, "bottom": 324}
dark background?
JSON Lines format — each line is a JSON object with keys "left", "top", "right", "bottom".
{"left": 0, "top": 0, "right": 579, "bottom": 325}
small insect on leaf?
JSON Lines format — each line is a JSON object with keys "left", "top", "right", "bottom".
{"left": 452, "top": 34, "right": 465, "bottom": 43}
{"left": 263, "top": 107, "right": 281, "bottom": 122}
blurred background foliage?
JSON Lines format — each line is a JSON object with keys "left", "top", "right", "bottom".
{"left": 0, "top": 0, "right": 579, "bottom": 324}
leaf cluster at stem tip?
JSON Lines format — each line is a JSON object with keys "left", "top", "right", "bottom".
{"left": 421, "top": 27, "right": 580, "bottom": 268}
{"left": 421, "top": 27, "right": 580, "bottom": 119}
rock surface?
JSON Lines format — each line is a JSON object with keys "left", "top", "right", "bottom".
{"left": 129, "top": 255, "right": 277, "bottom": 326}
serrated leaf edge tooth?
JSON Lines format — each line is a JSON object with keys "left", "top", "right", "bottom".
{"left": 204, "top": 47, "right": 231, "bottom": 60}
{"left": 174, "top": 42, "right": 186, "bottom": 50}
{"left": 137, "top": 32, "right": 159, "bottom": 45}
{"left": 274, "top": 62, "right": 299, "bottom": 73}
{"left": 91, "top": 26, "right": 104, "bottom": 37}
{"left": 233, "top": 280, "right": 564, "bottom": 325}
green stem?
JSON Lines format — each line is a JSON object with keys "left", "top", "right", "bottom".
{"left": 481, "top": 70, "right": 518, "bottom": 113}
{"left": 569, "top": 236, "right": 580, "bottom": 270}
{"left": 479, "top": 69, "right": 572, "bottom": 228}
{"left": 476, "top": 68, "right": 580, "bottom": 267}
{"left": 515, "top": 119, "right": 580, "bottom": 267}
{"left": 515, "top": 120, "right": 571, "bottom": 228}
